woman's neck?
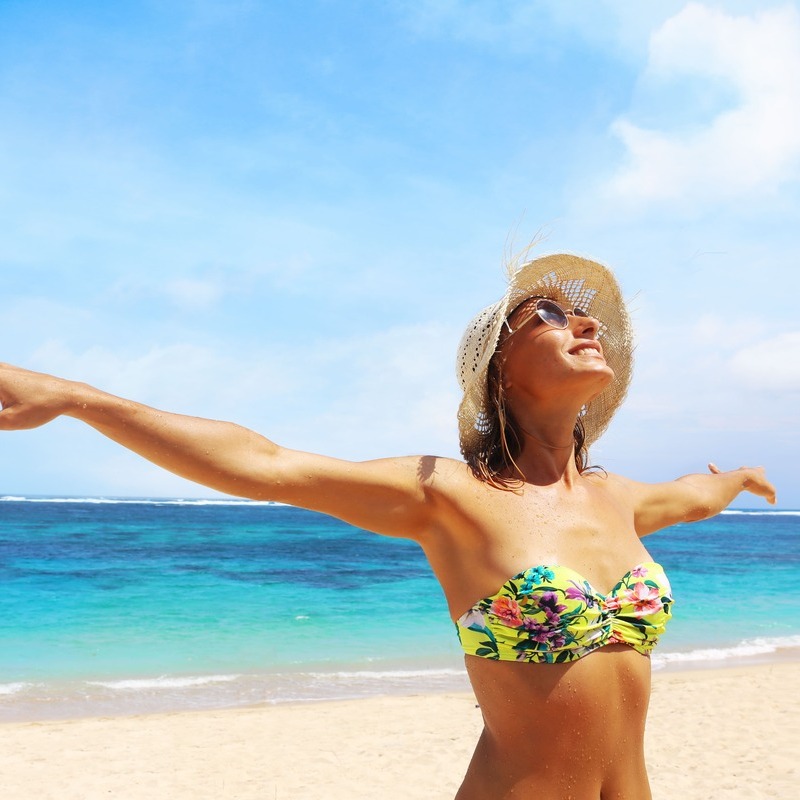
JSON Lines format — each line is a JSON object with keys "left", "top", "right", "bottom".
{"left": 505, "top": 404, "right": 584, "bottom": 486}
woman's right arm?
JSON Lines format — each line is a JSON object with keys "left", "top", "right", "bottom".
{"left": 0, "top": 363, "right": 443, "bottom": 539}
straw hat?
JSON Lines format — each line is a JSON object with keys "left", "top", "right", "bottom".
{"left": 455, "top": 253, "right": 634, "bottom": 462}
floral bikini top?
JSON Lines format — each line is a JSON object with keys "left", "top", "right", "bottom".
{"left": 455, "top": 562, "right": 673, "bottom": 664}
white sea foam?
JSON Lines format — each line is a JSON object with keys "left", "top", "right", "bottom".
{"left": 653, "top": 635, "right": 800, "bottom": 669}
{"left": 0, "top": 496, "right": 286, "bottom": 507}
{"left": 721, "top": 509, "right": 800, "bottom": 516}
{"left": 305, "top": 668, "right": 467, "bottom": 681}
{"left": 0, "top": 682, "right": 31, "bottom": 696}
{"left": 87, "top": 674, "right": 241, "bottom": 691}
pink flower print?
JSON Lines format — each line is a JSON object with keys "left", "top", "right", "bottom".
{"left": 630, "top": 566, "right": 649, "bottom": 578}
{"left": 604, "top": 595, "right": 622, "bottom": 612}
{"left": 490, "top": 597, "right": 523, "bottom": 626}
{"left": 624, "top": 582, "right": 663, "bottom": 618}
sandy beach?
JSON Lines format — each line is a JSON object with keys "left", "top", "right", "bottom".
{"left": 1, "top": 661, "right": 797, "bottom": 800}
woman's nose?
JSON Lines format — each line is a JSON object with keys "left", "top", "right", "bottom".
{"left": 572, "top": 314, "right": 601, "bottom": 337}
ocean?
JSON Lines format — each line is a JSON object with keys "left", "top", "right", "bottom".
{"left": 1, "top": 497, "right": 799, "bottom": 721}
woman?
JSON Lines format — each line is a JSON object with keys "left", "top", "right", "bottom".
{"left": 0, "top": 252, "right": 775, "bottom": 799}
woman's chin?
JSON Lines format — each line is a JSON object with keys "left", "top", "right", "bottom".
{"left": 580, "top": 365, "right": 615, "bottom": 398}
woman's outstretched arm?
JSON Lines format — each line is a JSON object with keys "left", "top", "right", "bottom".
{"left": 605, "top": 464, "right": 777, "bottom": 536}
{"left": 0, "top": 363, "right": 443, "bottom": 539}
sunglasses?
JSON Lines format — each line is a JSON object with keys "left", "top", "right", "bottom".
{"left": 504, "top": 298, "right": 591, "bottom": 335}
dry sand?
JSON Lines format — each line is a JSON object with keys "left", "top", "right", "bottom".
{"left": 1, "top": 661, "right": 797, "bottom": 799}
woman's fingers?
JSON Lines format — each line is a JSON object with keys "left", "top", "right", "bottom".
{"left": 745, "top": 466, "right": 777, "bottom": 505}
{"left": 707, "top": 462, "right": 777, "bottom": 505}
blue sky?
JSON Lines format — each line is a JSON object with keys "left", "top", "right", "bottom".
{"left": 2, "top": 0, "right": 799, "bottom": 506}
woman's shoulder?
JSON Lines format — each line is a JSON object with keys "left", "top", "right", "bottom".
{"left": 582, "top": 470, "right": 642, "bottom": 507}
{"left": 407, "top": 455, "right": 512, "bottom": 515}
{"left": 413, "top": 455, "right": 483, "bottom": 494}
{"left": 583, "top": 469, "right": 630, "bottom": 489}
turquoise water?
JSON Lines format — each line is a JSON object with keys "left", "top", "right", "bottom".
{"left": 1, "top": 497, "right": 798, "bottom": 720}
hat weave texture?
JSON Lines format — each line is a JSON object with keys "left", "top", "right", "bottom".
{"left": 456, "top": 253, "right": 633, "bottom": 462}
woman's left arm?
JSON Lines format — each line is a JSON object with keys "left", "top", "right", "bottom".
{"left": 608, "top": 465, "right": 777, "bottom": 536}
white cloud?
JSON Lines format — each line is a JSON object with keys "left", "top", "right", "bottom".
{"left": 606, "top": 3, "right": 800, "bottom": 208}
{"left": 394, "top": 0, "right": 684, "bottom": 54}
{"left": 729, "top": 331, "right": 800, "bottom": 391}
{"left": 595, "top": 310, "right": 798, "bottom": 493}
{"left": 26, "top": 337, "right": 322, "bottom": 430}
{"left": 616, "top": 300, "right": 799, "bottom": 433}
{"left": 162, "top": 278, "right": 224, "bottom": 310}
{"left": 21, "top": 319, "right": 462, "bottom": 491}
{"left": 272, "top": 322, "right": 462, "bottom": 459}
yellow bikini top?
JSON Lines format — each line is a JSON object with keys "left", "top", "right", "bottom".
{"left": 455, "top": 562, "right": 673, "bottom": 664}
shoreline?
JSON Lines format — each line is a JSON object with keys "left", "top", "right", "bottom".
{"left": 1, "top": 661, "right": 797, "bottom": 799}
{"left": 3, "top": 641, "right": 800, "bottom": 724}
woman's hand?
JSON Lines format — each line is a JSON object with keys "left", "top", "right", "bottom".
{"left": 708, "top": 463, "right": 777, "bottom": 505}
{"left": 0, "top": 363, "right": 82, "bottom": 431}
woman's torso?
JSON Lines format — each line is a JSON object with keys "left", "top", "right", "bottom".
{"left": 421, "top": 462, "right": 658, "bottom": 798}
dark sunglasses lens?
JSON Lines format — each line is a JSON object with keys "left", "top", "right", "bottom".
{"left": 536, "top": 300, "right": 568, "bottom": 328}
{"left": 572, "top": 306, "right": 589, "bottom": 317}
